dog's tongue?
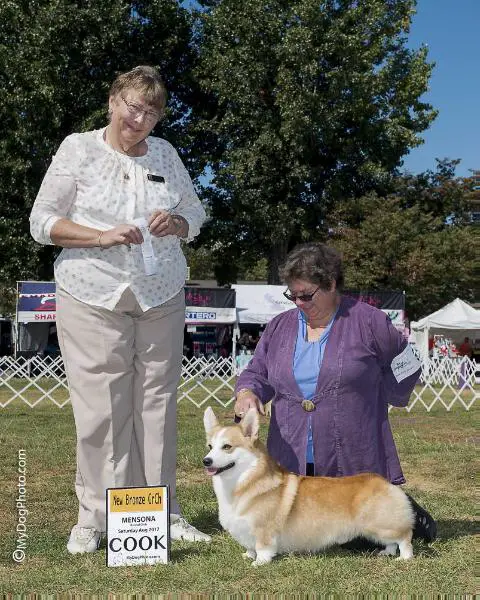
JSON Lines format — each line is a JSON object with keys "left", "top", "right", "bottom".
{"left": 205, "top": 467, "right": 218, "bottom": 476}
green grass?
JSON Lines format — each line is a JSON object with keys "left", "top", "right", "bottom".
{"left": 0, "top": 400, "right": 477, "bottom": 595}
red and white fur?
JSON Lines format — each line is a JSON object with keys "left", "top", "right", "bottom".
{"left": 203, "top": 407, "right": 414, "bottom": 566}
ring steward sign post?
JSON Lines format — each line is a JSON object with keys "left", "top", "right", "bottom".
{"left": 106, "top": 485, "right": 170, "bottom": 567}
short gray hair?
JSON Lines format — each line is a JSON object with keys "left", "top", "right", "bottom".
{"left": 109, "top": 65, "right": 167, "bottom": 115}
{"left": 280, "top": 242, "right": 344, "bottom": 291}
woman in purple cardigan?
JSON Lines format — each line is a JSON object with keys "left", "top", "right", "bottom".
{"left": 234, "top": 242, "right": 436, "bottom": 545}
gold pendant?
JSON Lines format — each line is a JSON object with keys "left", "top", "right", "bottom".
{"left": 301, "top": 399, "right": 315, "bottom": 412}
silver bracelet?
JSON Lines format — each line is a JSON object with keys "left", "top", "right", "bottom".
{"left": 172, "top": 215, "right": 187, "bottom": 238}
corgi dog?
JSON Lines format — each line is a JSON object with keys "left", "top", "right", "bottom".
{"left": 203, "top": 407, "right": 414, "bottom": 566}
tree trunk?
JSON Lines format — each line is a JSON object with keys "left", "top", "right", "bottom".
{"left": 267, "top": 239, "right": 289, "bottom": 284}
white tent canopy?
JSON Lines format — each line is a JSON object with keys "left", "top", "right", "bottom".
{"left": 410, "top": 298, "right": 480, "bottom": 360}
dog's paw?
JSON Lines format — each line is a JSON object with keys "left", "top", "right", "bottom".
{"left": 242, "top": 549, "right": 256, "bottom": 560}
{"left": 251, "top": 558, "right": 271, "bottom": 567}
{"left": 378, "top": 544, "right": 397, "bottom": 557}
{"left": 251, "top": 549, "right": 275, "bottom": 566}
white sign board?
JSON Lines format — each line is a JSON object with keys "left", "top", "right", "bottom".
{"left": 17, "top": 311, "right": 56, "bottom": 323}
{"left": 382, "top": 309, "right": 405, "bottom": 332}
{"left": 233, "top": 285, "right": 292, "bottom": 324}
{"left": 106, "top": 486, "right": 169, "bottom": 567}
{"left": 233, "top": 285, "right": 407, "bottom": 330}
{"left": 185, "top": 306, "right": 236, "bottom": 324}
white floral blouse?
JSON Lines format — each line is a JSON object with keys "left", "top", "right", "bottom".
{"left": 30, "top": 128, "right": 206, "bottom": 310}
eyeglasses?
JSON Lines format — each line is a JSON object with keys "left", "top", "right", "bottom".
{"left": 283, "top": 285, "right": 322, "bottom": 303}
{"left": 121, "top": 95, "right": 160, "bottom": 123}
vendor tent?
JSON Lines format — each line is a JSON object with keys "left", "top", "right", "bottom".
{"left": 14, "top": 281, "right": 237, "bottom": 354}
{"left": 15, "top": 281, "right": 57, "bottom": 354}
{"left": 233, "top": 285, "right": 406, "bottom": 328}
{"left": 411, "top": 298, "right": 480, "bottom": 360}
{"left": 184, "top": 287, "right": 236, "bottom": 325}
{"left": 17, "top": 281, "right": 56, "bottom": 323}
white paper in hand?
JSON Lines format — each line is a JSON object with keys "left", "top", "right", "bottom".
{"left": 133, "top": 217, "right": 157, "bottom": 276}
{"left": 391, "top": 345, "right": 421, "bottom": 383}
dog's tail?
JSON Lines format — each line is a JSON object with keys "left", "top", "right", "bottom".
{"left": 405, "top": 493, "right": 437, "bottom": 542}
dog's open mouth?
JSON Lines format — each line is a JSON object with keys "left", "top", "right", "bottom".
{"left": 205, "top": 462, "right": 235, "bottom": 476}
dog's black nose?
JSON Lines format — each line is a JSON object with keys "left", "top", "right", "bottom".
{"left": 203, "top": 457, "right": 213, "bottom": 467}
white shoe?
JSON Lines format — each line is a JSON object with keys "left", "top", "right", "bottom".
{"left": 67, "top": 525, "right": 101, "bottom": 554}
{"left": 170, "top": 514, "right": 211, "bottom": 542}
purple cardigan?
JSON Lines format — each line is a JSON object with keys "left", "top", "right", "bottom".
{"left": 236, "top": 296, "right": 419, "bottom": 484}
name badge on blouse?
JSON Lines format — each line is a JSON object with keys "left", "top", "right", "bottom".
{"left": 133, "top": 217, "right": 158, "bottom": 276}
{"left": 147, "top": 174, "right": 165, "bottom": 183}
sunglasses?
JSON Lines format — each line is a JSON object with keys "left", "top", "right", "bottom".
{"left": 283, "top": 285, "right": 322, "bottom": 303}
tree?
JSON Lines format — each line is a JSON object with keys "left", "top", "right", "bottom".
{"left": 327, "top": 187, "right": 477, "bottom": 320}
{"left": 183, "top": 244, "right": 215, "bottom": 280}
{"left": 0, "top": 0, "right": 202, "bottom": 289}
{"left": 395, "top": 159, "right": 472, "bottom": 224}
{"left": 0, "top": 285, "right": 16, "bottom": 319}
{"left": 195, "top": 0, "right": 436, "bottom": 283}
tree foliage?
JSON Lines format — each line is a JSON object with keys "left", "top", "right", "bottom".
{"left": 195, "top": 0, "right": 437, "bottom": 282}
{"left": 0, "top": 0, "right": 201, "bottom": 287}
{"left": 2, "top": 0, "right": 473, "bottom": 322}
{"left": 327, "top": 162, "right": 477, "bottom": 319}
{"left": 395, "top": 159, "right": 472, "bottom": 224}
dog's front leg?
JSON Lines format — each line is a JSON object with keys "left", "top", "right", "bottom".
{"left": 242, "top": 548, "right": 256, "bottom": 561}
{"left": 251, "top": 537, "right": 277, "bottom": 567}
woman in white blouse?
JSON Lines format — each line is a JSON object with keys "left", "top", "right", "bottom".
{"left": 30, "top": 66, "right": 210, "bottom": 553}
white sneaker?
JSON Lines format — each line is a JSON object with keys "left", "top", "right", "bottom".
{"left": 170, "top": 514, "right": 211, "bottom": 542}
{"left": 67, "top": 525, "right": 101, "bottom": 554}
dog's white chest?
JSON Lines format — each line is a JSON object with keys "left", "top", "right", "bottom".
{"left": 220, "top": 504, "right": 254, "bottom": 549}
{"left": 213, "top": 478, "right": 255, "bottom": 550}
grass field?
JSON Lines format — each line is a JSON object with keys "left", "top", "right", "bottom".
{"left": 0, "top": 399, "right": 477, "bottom": 596}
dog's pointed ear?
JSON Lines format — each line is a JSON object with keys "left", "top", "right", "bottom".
{"left": 241, "top": 407, "right": 259, "bottom": 440}
{"left": 204, "top": 406, "right": 218, "bottom": 435}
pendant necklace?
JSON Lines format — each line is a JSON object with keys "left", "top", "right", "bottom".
{"left": 113, "top": 148, "right": 134, "bottom": 182}
{"left": 105, "top": 129, "right": 134, "bottom": 182}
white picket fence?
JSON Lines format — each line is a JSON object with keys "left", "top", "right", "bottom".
{"left": 0, "top": 353, "right": 478, "bottom": 411}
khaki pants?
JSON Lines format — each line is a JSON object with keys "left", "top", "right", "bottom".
{"left": 56, "top": 286, "right": 184, "bottom": 531}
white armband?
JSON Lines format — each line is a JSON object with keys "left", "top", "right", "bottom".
{"left": 391, "top": 345, "right": 421, "bottom": 383}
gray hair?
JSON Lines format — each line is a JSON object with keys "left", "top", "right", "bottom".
{"left": 280, "top": 242, "right": 344, "bottom": 291}
{"left": 109, "top": 65, "right": 167, "bottom": 115}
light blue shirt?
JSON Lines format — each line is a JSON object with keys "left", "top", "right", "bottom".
{"left": 293, "top": 310, "right": 336, "bottom": 465}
